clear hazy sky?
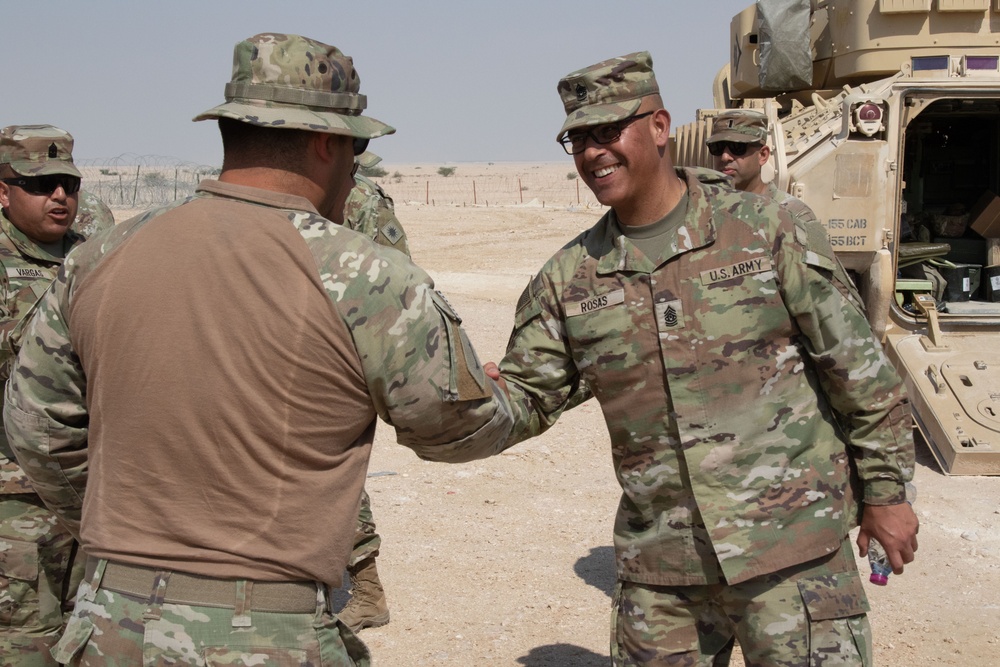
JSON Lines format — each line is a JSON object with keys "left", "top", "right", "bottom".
{"left": 6, "top": 0, "right": 753, "bottom": 166}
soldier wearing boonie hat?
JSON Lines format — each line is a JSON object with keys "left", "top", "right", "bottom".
{"left": 0, "top": 123, "right": 89, "bottom": 666}
{"left": 193, "top": 33, "right": 393, "bottom": 141}
{"left": 198, "top": 35, "right": 401, "bottom": 634}
{"left": 6, "top": 32, "right": 513, "bottom": 667}
{"left": 488, "top": 48, "right": 915, "bottom": 666}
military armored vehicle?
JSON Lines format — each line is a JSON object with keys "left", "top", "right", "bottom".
{"left": 673, "top": 0, "right": 1000, "bottom": 474}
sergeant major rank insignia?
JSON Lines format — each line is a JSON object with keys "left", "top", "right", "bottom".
{"left": 655, "top": 299, "right": 684, "bottom": 332}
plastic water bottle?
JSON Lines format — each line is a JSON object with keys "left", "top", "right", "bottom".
{"left": 868, "top": 482, "right": 917, "bottom": 586}
{"left": 867, "top": 539, "right": 893, "bottom": 585}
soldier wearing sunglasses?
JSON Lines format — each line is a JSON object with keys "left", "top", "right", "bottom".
{"left": 706, "top": 109, "right": 771, "bottom": 193}
{"left": 0, "top": 124, "right": 88, "bottom": 665}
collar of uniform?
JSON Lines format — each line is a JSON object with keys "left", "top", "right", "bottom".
{"left": 0, "top": 209, "right": 81, "bottom": 265}
{"left": 595, "top": 167, "right": 718, "bottom": 275}
{"left": 196, "top": 179, "right": 322, "bottom": 216}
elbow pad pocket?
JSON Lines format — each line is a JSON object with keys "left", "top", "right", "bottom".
{"left": 431, "top": 290, "right": 491, "bottom": 401}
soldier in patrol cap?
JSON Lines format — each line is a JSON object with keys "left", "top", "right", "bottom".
{"left": 706, "top": 108, "right": 771, "bottom": 193}
{"left": 486, "top": 51, "right": 918, "bottom": 665}
{"left": 337, "top": 151, "right": 411, "bottom": 632}
{"left": 5, "top": 33, "right": 513, "bottom": 665}
{"left": 0, "top": 123, "right": 87, "bottom": 666}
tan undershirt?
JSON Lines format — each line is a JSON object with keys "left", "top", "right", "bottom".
{"left": 68, "top": 183, "right": 376, "bottom": 586}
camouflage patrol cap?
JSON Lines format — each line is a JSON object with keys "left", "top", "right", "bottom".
{"left": 556, "top": 51, "right": 659, "bottom": 141}
{"left": 356, "top": 151, "right": 382, "bottom": 170}
{"left": 706, "top": 109, "right": 768, "bottom": 144}
{"left": 194, "top": 33, "right": 394, "bottom": 140}
{"left": 0, "top": 125, "right": 82, "bottom": 177}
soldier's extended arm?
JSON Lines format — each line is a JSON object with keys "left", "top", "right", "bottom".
{"left": 496, "top": 270, "right": 588, "bottom": 446}
{"left": 315, "top": 225, "right": 512, "bottom": 463}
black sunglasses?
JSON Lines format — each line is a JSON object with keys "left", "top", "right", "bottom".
{"left": 559, "top": 112, "right": 655, "bottom": 155}
{"left": 1, "top": 174, "right": 82, "bottom": 196}
{"left": 352, "top": 137, "right": 370, "bottom": 156}
{"left": 706, "top": 141, "right": 761, "bottom": 157}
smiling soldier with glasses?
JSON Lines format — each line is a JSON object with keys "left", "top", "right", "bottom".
{"left": 559, "top": 111, "right": 654, "bottom": 155}
{"left": 487, "top": 51, "right": 917, "bottom": 666}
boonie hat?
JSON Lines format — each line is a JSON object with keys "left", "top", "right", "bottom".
{"left": 194, "top": 33, "right": 394, "bottom": 140}
{"left": 0, "top": 124, "right": 82, "bottom": 178}
{"left": 707, "top": 109, "right": 768, "bottom": 144}
{"left": 556, "top": 51, "right": 659, "bottom": 141}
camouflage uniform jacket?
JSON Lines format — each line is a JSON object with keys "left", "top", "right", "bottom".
{"left": 763, "top": 181, "right": 865, "bottom": 311}
{"left": 3, "top": 181, "right": 513, "bottom": 550}
{"left": 71, "top": 190, "right": 116, "bottom": 239}
{"left": 0, "top": 211, "right": 85, "bottom": 495}
{"left": 344, "top": 174, "right": 409, "bottom": 257}
{"left": 500, "top": 167, "right": 914, "bottom": 586}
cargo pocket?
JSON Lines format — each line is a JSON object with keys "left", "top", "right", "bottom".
{"left": 333, "top": 615, "right": 372, "bottom": 667}
{"left": 0, "top": 538, "right": 39, "bottom": 626}
{"left": 204, "top": 646, "right": 310, "bottom": 667}
{"left": 612, "top": 581, "right": 701, "bottom": 664}
{"left": 798, "top": 573, "right": 872, "bottom": 666}
{"left": 50, "top": 611, "right": 94, "bottom": 664}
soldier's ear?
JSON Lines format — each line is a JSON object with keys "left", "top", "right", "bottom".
{"left": 0, "top": 182, "right": 9, "bottom": 209}
{"left": 758, "top": 144, "right": 771, "bottom": 166}
{"left": 651, "top": 109, "right": 671, "bottom": 148}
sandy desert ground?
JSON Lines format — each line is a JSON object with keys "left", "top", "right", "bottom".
{"left": 113, "top": 162, "right": 1000, "bottom": 666}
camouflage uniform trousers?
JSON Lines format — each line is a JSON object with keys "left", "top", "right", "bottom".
{"left": 349, "top": 489, "right": 380, "bottom": 568}
{"left": 0, "top": 493, "right": 78, "bottom": 667}
{"left": 611, "top": 539, "right": 871, "bottom": 667}
{"left": 53, "top": 559, "right": 371, "bottom": 666}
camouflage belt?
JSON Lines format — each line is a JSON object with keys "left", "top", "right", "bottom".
{"left": 90, "top": 559, "right": 320, "bottom": 613}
